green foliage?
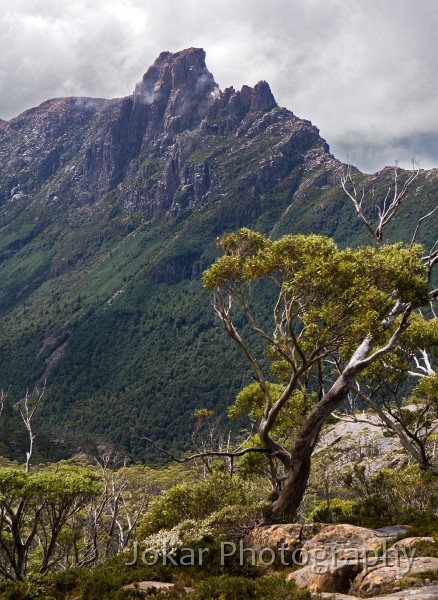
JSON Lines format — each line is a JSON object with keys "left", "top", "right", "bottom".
{"left": 229, "top": 383, "right": 311, "bottom": 446}
{"left": 193, "top": 574, "right": 310, "bottom": 600}
{"left": 30, "top": 464, "right": 101, "bottom": 498}
{"left": 203, "top": 230, "right": 429, "bottom": 357}
{"left": 0, "top": 540, "right": 306, "bottom": 599}
{"left": 401, "top": 315, "right": 438, "bottom": 350}
{"left": 0, "top": 464, "right": 100, "bottom": 581}
{"left": 344, "top": 465, "right": 438, "bottom": 526}
{"left": 229, "top": 382, "right": 284, "bottom": 420}
{"left": 140, "top": 473, "right": 256, "bottom": 536}
{"left": 204, "top": 503, "right": 266, "bottom": 540}
{"left": 0, "top": 464, "right": 100, "bottom": 503}
{"left": 310, "top": 499, "right": 359, "bottom": 524}
{"left": 142, "top": 503, "right": 266, "bottom": 565}
{"left": 202, "top": 227, "right": 432, "bottom": 506}
{"left": 413, "top": 373, "right": 438, "bottom": 402}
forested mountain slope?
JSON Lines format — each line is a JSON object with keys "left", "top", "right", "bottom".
{"left": 0, "top": 48, "right": 436, "bottom": 461}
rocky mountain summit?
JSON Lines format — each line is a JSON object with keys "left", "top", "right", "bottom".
{"left": 0, "top": 48, "right": 436, "bottom": 460}
{"left": 0, "top": 48, "right": 337, "bottom": 223}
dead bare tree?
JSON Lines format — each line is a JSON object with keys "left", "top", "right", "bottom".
{"left": 19, "top": 383, "right": 45, "bottom": 472}
{"left": 340, "top": 160, "right": 438, "bottom": 475}
{"left": 0, "top": 391, "right": 5, "bottom": 421}
{"left": 70, "top": 448, "right": 148, "bottom": 568}
{"left": 340, "top": 160, "right": 422, "bottom": 244}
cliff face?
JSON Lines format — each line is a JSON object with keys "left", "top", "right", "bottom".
{"left": 0, "top": 47, "right": 337, "bottom": 222}
{"left": 0, "top": 49, "right": 436, "bottom": 461}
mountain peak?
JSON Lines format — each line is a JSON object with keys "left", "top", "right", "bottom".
{"left": 251, "top": 81, "right": 277, "bottom": 112}
{"left": 133, "top": 47, "right": 218, "bottom": 136}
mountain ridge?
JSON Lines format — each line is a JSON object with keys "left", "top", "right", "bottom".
{"left": 0, "top": 48, "right": 436, "bottom": 462}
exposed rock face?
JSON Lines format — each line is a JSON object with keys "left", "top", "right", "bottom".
{"left": 0, "top": 46, "right": 335, "bottom": 227}
{"left": 318, "top": 590, "right": 438, "bottom": 600}
{"left": 302, "top": 524, "right": 408, "bottom": 560}
{"left": 133, "top": 48, "right": 217, "bottom": 136}
{"left": 289, "top": 560, "right": 363, "bottom": 593}
{"left": 246, "top": 523, "right": 437, "bottom": 597}
{"left": 351, "top": 557, "right": 438, "bottom": 597}
{"left": 392, "top": 538, "right": 436, "bottom": 550}
{"left": 201, "top": 80, "right": 277, "bottom": 135}
{"left": 245, "top": 523, "right": 327, "bottom": 562}
{"left": 280, "top": 524, "right": 438, "bottom": 598}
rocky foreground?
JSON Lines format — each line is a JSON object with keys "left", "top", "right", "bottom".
{"left": 246, "top": 523, "right": 438, "bottom": 599}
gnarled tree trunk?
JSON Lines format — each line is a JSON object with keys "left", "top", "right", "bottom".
{"left": 273, "top": 374, "right": 349, "bottom": 516}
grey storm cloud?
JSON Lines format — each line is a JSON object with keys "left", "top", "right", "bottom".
{"left": 1, "top": 0, "right": 438, "bottom": 173}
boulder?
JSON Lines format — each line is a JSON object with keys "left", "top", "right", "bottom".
{"left": 123, "top": 581, "right": 194, "bottom": 594}
{"left": 286, "top": 524, "right": 412, "bottom": 594}
{"left": 351, "top": 556, "right": 438, "bottom": 597}
{"left": 392, "top": 538, "right": 435, "bottom": 549}
{"left": 245, "top": 523, "right": 327, "bottom": 561}
{"left": 317, "top": 594, "right": 361, "bottom": 600}
{"left": 287, "top": 560, "right": 363, "bottom": 593}
{"left": 372, "top": 586, "right": 438, "bottom": 600}
{"left": 303, "top": 524, "right": 407, "bottom": 561}
{"left": 316, "top": 589, "right": 438, "bottom": 600}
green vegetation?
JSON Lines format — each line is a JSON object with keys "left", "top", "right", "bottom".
{"left": 1, "top": 88, "right": 438, "bottom": 598}
{"left": 202, "top": 226, "right": 435, "bottom": 517}
{"left": 0, "top": 131, "right": 436, "bottom": 464}
{"left": 141, "top": 472, "right": 257, "bottom": 535}
{"left": 0, "top": 555, "right": 311, "bottom": 599}
{"left": 0, "top": 464, "right": 100, "bottom": 580}
{"left": 309, "top": 465, "right": 438, "bottom": 528}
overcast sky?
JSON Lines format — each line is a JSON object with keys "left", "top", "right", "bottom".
{"left": 1, "top": 0, "right": 437, "bottom": 173}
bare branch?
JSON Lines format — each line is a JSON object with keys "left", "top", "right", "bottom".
{"left": 331, "top": 410, "right": 385, "bottom": 429}
{"left": 19, "top": 382, "right": 46, "bottom": 472}
{"left": 410, "top": 205, "right": 438, "bottom": 247}
{"left": 351, "top": 304, "right": 412, "bottom": 371}
{"left": 341, "top": 161, "right": 420, "bottom": 243}
{"left": 213, "top": 289, "right": 273, "bottom": 409}
{"left": 408, "top": 349, "right": 436, "bottom": 378}
{"left": 340, "top": 164, "right": 377, "bottom": 242}
{"left": 139, "top": 434, "right": 274, "bottom": 462}
{"left": 0, "top": 390, "right": 5, "bottom": 421}
{"left": 351, "top": 384, "right": 438, "bottom": 474}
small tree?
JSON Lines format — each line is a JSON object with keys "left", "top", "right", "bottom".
{"left": 336, "top": 163, "right": 438, "bottom": 475}
{"left": 0, "top": 465, "right": 100, "bottom": 580}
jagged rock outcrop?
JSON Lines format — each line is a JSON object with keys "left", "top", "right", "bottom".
{"left": 133, "top": 48, "right": 217, "bottom": 137}
{"left": 0, "top": 46, "right": 337, "bottom": 224}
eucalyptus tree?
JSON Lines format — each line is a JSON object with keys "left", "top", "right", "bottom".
{"left": 0, "top": 465, "right": 100, "bottom": 580}
{"left": 202, "top": 166, "right": 436, "bottom": 517}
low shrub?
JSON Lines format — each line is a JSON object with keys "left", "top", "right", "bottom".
{"left": 310, "top": 499, "right": 358, "bottom": 524}
{"left": 139, "top": 472, "right": 257, "bottom": 536}
{"left": 193, "top": 574, "right": 311, "bottom": 600}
